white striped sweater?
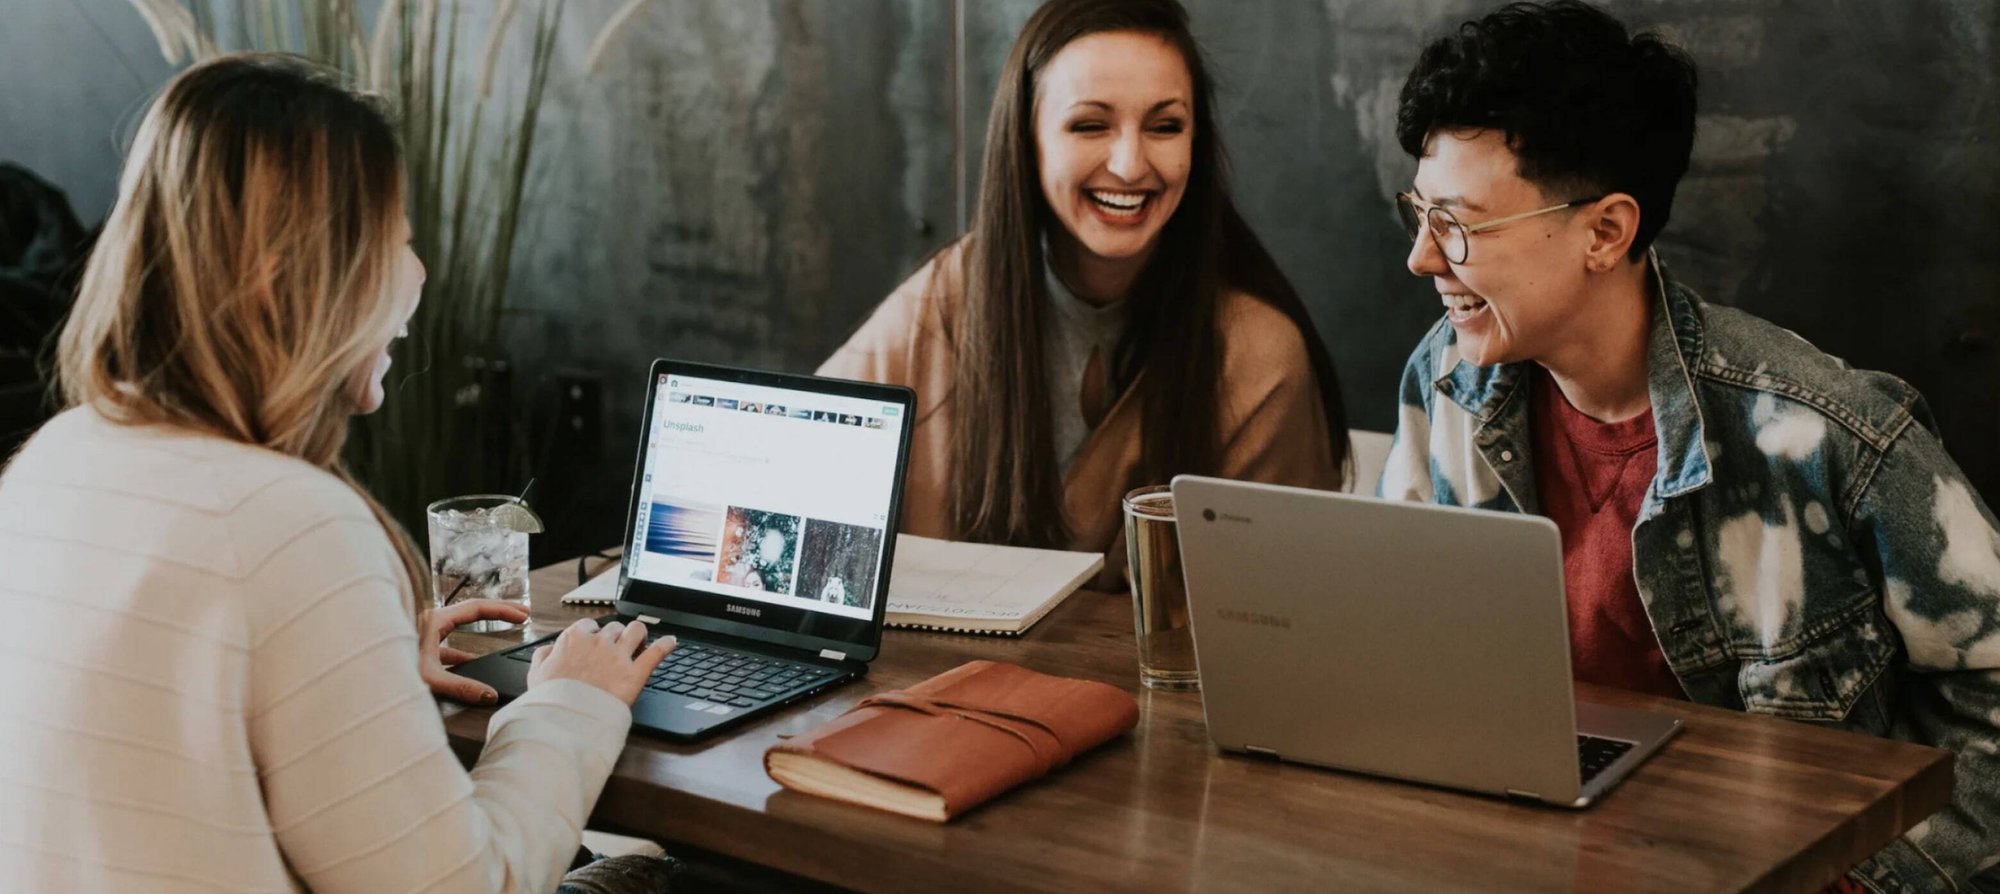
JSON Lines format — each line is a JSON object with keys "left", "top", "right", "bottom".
{"left": 0, "top": 407, "right": 631, "bottom": 893}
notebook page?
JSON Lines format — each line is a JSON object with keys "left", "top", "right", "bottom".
{"left": 559, "top": 566, "right": 620, "bottom": 604}
{"left": 886, "top": 534, "right": 1101, "bottom": 621}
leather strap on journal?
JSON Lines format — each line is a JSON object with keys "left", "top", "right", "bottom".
{"left": 853, "top": 690, "right": 1070, "bottom": 775}
{"left": 765, "top": 660, "right": 1139, "bottom": 819}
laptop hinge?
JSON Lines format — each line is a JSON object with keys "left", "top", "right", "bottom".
{"left": 636, "top": 614, "right": 662, "bottom": 625}
{"left": 1504, "top": 789, "right": 1543, "bottom": 802}
{"left": 1243, "top": 745, "right": 1279, "bottom": 760}
{"left": 819, "top": 648, "right": 847, "bottom": 661}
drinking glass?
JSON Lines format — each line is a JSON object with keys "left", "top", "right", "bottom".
{"left": 1123, "top": 485, "right": 1198, "bottom": 691}
{"left": 426, "top": 495, "right": 533, "bottom": 633}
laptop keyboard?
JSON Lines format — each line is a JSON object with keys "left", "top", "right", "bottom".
{"left": 642, "top": 639, "right": 840, "bottom": 708}
{"left": 1578, "top": 734, "right": 1635, "bottom": 784}
{"left": 504, "top": 636, "right": 839, "bottom": 710}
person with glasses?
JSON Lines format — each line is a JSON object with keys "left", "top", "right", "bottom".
{"left": 1379, "top": 4, "right": 2000, "bottom": 891}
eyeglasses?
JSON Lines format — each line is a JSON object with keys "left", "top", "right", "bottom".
{"left": 1395, "top": 192, "right": 1604, "bottom": 264}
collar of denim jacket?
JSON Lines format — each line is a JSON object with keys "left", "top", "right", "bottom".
{"left": 1432, "top": 248, "right": 1715, "bottom": 497}
{"left": 1641, "top": 250, "right": 1715, "bottom": 499}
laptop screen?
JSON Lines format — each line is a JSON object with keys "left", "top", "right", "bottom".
{"left": 620, "top": 364, "right": 911, "bottom": 654}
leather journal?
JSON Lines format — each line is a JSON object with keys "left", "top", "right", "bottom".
{"left": 764, "top": 660, "right": 1139, "bottom": 821}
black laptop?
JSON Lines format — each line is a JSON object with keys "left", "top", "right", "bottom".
{"left": 456, "top": 359, "right": 915, "bottom": 740}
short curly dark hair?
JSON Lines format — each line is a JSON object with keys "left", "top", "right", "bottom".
{"left": 1396, "top": 1, "right": 1697, "bottom": 259}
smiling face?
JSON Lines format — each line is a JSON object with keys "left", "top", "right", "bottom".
{"left": 1406, "top": 128, "right": 1598, "bottom": 368}
{"left": 1033, "top": 30, "right": 1193, "bottom": 278}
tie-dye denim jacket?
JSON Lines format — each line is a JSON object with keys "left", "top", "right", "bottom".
{"left": 1379, "top": 261, "right": 2000, "bottom": 893}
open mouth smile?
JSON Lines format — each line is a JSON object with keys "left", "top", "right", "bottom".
{"left": 1442, "top": 293, "right": 1489, "bottom": 325}
{"left": 1085, "top": 188, "right": 1153, "bottom": 223}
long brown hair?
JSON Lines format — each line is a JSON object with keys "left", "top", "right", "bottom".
{"left": 59, "top": 54, "right": 429, "bottom": 614}
{"left": 951, "top": 0, "right": 1349, "bottom": 547}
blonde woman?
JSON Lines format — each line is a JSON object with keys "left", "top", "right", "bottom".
{"left": 0, "top": 55, "right": 678, "bottom": 893}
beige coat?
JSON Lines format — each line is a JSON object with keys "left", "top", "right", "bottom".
{"left": 818, "top": 244, "right": 1341, "bottom": 584}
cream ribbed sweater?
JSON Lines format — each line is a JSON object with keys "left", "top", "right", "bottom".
{"left": 0, "top": 408, "right": 631, "bottom": 893}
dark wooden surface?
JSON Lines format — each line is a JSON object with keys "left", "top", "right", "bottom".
{"left": 442, "top": 555, "right": 1953, "bottom": 894}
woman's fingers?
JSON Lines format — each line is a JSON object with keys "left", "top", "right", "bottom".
{"left": 424, "top": 668, "right": 498, "bottom": 705}
{"left": 432, "top": 597, "right": 531, "bottom": 635}
{"left": 638, "top": 634, "right": 677, "bottom": 672}
{"left": 530, "top": 619, "right": 680, "bottom": 703}
{"left": 616, "top": 620, "right": 648, "bottom": 655}
{"left": 461, "top": 598, "right": 531, "bottom": 622}
{"left": 439, "top": 645, "right": 479, "bottom": 666}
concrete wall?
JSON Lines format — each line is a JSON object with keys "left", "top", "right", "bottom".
{"left": 0, "top": 0, "right": 175, "bottom": 223}
{"left": 4, "top": 0, "right": 1997, "bottom": 552}
{"left": 501, "top": 1, "right": 956, "bottom": 541}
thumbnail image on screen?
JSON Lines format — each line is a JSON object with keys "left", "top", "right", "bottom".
{"left": 628, "top": 375, "right": 901, "bottom": 621}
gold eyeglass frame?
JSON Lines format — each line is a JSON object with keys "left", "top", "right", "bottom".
{"left": 1396, "top": 192, "right": 1605, "bottom": 264}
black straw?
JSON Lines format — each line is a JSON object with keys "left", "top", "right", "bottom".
{"left": 441, "top": 576, "right": 473, "bottom": 606}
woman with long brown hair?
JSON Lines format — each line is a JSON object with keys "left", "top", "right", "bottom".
{"left": 821, "top": 0, "right": 1348, "bottom": 574}
{"left": 0, "top": 55, "right": 676, "bottom": 892}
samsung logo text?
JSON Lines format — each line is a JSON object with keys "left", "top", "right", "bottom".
{"left": 1216, "top": 608, "right": 1291, "bottom": 629}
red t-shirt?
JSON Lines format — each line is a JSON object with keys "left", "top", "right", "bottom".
{"left": 1529, "top": 367, "right": 1685, "bottom": 700}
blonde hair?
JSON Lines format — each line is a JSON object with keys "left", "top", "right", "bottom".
{"left": 59, "top": 53, "right": 429, "bottom": 615}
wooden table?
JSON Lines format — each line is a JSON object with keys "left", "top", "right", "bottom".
{"left": 443, "top": 556, "right": 1952, "bottom": 893}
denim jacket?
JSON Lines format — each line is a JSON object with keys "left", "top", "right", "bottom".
{"left": 1380, "top": 260, "right": 2000, "bottom": 893}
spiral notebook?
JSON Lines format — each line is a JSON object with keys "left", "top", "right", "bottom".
{"left": 560, "top": 566, "right": 621, "bottom": 605}
{"left": 881, "top": 535, "right": 1102, "bottom": 635}
{"left": 560, "top": 535, "right": 1102, "bottom": 636}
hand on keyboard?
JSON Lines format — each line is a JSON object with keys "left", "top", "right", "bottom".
{"left": 528, "top": 617, "right": 677, "bottom": 704}
{"left": 421, "top": 597, "right": 534, "bottom": 705}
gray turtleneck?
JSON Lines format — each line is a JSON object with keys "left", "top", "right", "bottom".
{"left": 1042, "top": 263, "right": 1129, "bottom": 470}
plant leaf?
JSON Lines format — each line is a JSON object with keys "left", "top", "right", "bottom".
{"left": 583, "top": 0, "right": 653, "bottom": 75}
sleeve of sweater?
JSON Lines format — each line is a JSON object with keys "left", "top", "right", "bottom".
{"left": 817, "top": 282, "right": 921, "bottom": 384}
{"left": 816, "top": 246, "right": 956, "bottom": 386}
{"left": 1215, "top": 294, "right": 1342, "bottom": 492}
{"left": 237, "top": 472, "right": 631, "bottom": 894}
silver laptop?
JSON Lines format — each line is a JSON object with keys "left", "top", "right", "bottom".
{"left": 1170, "top": 476, "right": 1681, "bottom": 808}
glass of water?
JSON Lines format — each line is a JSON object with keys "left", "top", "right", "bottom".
{"left": 426, "top": 495, "right": 534, "bottom": 633}
{"left": 1123, "top": 485, "right": 1199, "bottom": 691}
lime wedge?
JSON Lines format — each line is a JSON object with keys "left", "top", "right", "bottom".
{"left": 490, "top": 502, "right": 545, "bottom": 534}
